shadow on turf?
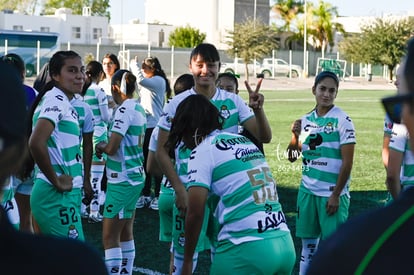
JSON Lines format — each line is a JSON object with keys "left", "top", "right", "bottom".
{"left": 82, "top": 188, "right": 388, "bottom": 275}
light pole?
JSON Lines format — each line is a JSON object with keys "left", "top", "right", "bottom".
{"left": 303, "top": 0, "right": 307, "bottom": 78}
{"left": 253, "top": 0, "right": 257, "bottom": 76}
{"left": 254, "top": 0, "right": 257, "bottom": 22}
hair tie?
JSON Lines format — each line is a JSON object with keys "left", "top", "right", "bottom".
{"left": 120, "top": 72, "right": 128, "bottom": 95}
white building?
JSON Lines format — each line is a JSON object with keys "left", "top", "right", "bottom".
{"left": 0, "top": 7, "right": 109, "bottom": 45}
{"left": 110, "top": 21, "right": 174, "bottom": 47}
{"left": 143, "top": 0, "right": 269, "bottom": 49}
{"left": 0, "top": 1, "right": 271, "bottom": 50}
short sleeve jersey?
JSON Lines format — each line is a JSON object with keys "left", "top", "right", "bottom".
{"left": 389, "top": 123, "right": 414, "bottom": 186}
{"left": 187, "top": 131, "right": 290, "bottom": 245}
{"left": 71, "top": 95, "right": 94, "bottom": 139}
{"left": 106, "top": 99, "right": 147, "bottom": 185}
{"left": 298, "top": 106, "right": 356, "bottom": 197}
{"left": 98, "top": 78, "right": 111, "bottom": 96}
{"left": 148, "top": 126, "right": 173, "bottom": 194}
{"left": 384, "top": 114, "right": 393, "bottom": 137}
{"left": 32, "top": 87, "right": 82, "bottom": 187}
{"left": 157, "top": 88, "right": 254, "bottom": 184}
{"left": 83, "top": 83, "right": 109, "bottom": 128}
{"left": 70, "top": 95, "right": 94, "bottom": 188}
{"left": 148, "top": 126, "right": 159, "bottom": 152}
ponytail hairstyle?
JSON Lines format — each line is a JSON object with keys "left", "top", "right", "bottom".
{"left": 82, "top": 60, "right": 104, "bottom": 96}
{"left": 111, "top": 69, "right": 137, "bottom": 97}
{"left": 23, "top": 51, "right": 82, "bottom": 177}
{"left": 166, "top": 94, "right": 223, "bottom": 157}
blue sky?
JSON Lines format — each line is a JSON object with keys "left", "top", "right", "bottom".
{"left": 108, "top": 0, "right": 414, "bottom": 24}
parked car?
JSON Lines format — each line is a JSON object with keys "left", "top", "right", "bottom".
{"left": 220, "top": 60, "right": 261, "bottom": 76}
{"left": 260, "top": 58, "right": 302, "bottom": 78}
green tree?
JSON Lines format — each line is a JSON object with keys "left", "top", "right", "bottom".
{"left": 43, "top": 0, "right": 110, "bottom": 19}
{"left": 225, "top": 18, "right": 279, "bottom": 82}
{"left": 271, "top": 0, "right": 304, "bottom": 32}
{"left": 338, "top": 34, "right": 368, "bottom": 63}
{"left": 168, "top": 25, "right": 206, "bottom": 48}
{"left": 0, "top": 0, "right": 38, "bottom": 14}
{"left": 340, "top": 17, "right": 414, "bottom": 81}
{"left": 308, "top": 0, "right": 344, "bottom": 52}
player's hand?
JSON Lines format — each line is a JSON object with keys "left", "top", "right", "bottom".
{"left": 175, "top": 185, "right": 188, "bottom": 217}
{"left": 83, "top": 179, "right": 94, "bottom": 204}
{"left": 291, "top": 119, "right": 301, "bottom": 137}
{"left": 95, "top": 142, "right": 107, "bottom": 159}
{"left": 245, "top": 78, "right": 264, "bottom": 111}
{"left": 326, "top": 194, "right": 340, "bottom": 216}
{"left": 55, "top": 174, "right": 73, "bottom": 192}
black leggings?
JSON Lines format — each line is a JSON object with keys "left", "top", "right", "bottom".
{"left": 141, "top": 127, "right": 161, "bottom": 197}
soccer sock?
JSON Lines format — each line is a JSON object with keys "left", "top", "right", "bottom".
{"left": 172, "top": 250, "right": 198, "bottom": 275}
{"left": 105, "top": 247, "right": 122, "bottom": 275}
{"left": 120, "top": 240, "right": 135, "bottom": 275}
{"left": 90, "top": 165, "right": 104, "bottom": 215}
{"left": 299, "top": 238, "right": 320, "bottom": 275}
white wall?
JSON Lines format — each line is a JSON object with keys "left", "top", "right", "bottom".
{"left": 0, "top": 10, "right": 109, "bottom": 45}
{"left": 110, "top": 23, "right": 174, "bottom": 47}
{"left": 145, "top": 0, "right": 235, "bottom": 49}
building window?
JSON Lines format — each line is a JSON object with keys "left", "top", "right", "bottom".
{"left": 13, "top": 25, "right": 23, "bottom": 31}
{"left": 93, "top": 28, "right": 102, "bottom": 40}
{"left": 40, "top": 27, "right": 50, "bottom": 32}
{"left": 72, "top": 27, "right": 81, "bottom": 39}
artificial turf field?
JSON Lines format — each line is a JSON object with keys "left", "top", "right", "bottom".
{"left": 83, "top": 88, "right": 395, "bottom": 274}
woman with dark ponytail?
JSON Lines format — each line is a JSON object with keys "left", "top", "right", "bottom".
{"left": 130, "top": 56, "right": 171, "bottom": 210}
{"left": 81, "top": 60, "right": 110, "bottom": 222}
{"left": 29, "top": 50, "right": 87, "bottom": 239}
{"left": 95, "top": 69, "right": 146, "bottom": 274}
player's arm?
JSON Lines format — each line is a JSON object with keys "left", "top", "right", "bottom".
{"left": 286, "top": 119, "right": 302, "bottom": 162}
{"left": 385, "top": 148, "right": 403, "bottom": 199}
{"left": 382, "top": 133, "right": 391, "bottom": 169}
{"left": 147, "top": 150, "right": 163, "bottom": 178}
{"left": 82, "top": 132, "right": 94, "bottom": 202}
{"left": 29, "top": 118, "right": 72, "bottom": 192}
{"left": 96, "top": 132, "right": 123, "bottom": 156}
{"left": 326, "top": 143, "right": 355, "bottom": 215}
{"left": 243, "top": 78, "right": 272, "bottom": 143}
{"left": 182, "top": 186, "right": 208, "bottom": 275}
{"left": 156, "top": 128, "right": 187, "bottom": 216}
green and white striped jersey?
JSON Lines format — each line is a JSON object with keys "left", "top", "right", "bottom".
{"left": 32, "top": 87, "right": 83, "bottom": 188}
{"left": 299, "top": 106, "right": 356, "bottom": 197}
{"left": 158, "top": 88, "right": 254, "bottom": 184}
{"left": 106, "top": 99, "right": 146, "bottom": 185}
{"left": 389, "top": 123, "right": 414, "bottom": 186}
{"left": 83, "top": 82, "right": 109, "bottom": 129}
{"left": 187, "top": 131, "right": 290, "bottom": 245}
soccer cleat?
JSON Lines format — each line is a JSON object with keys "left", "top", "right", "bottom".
{"left": 149, "top": 197, "right": 159, "bottom": 210}
{"left": 88, "top": 212, "right": 103, "bottom": 223}
{"left": 136, "top": 196, "right": 151, "bottom": 209}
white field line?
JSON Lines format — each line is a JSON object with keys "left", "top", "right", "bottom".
{"left": 132, "top": 266, "right": 168, "bottom": 275}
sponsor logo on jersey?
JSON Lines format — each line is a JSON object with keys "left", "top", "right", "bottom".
{"left": 257, "top": 210, "right": 286, "bottom": 233}
{"left": 323, "top": 122, "right": 334, "bottom": 134}
{"left": 44, "top": 106, "right": 61, "bottom": 113}
{"left": 68, "top": 225, "right": 79, "bottom": 239}
{"left": 219, "top": 105, "right": 230, "bottom": 119}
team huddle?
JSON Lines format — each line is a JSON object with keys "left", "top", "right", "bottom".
{"left": 3, "top": 38, "right": 414, "bottom": 275}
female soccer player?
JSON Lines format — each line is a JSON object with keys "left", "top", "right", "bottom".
{"left": 167, "top": 94, "right": 296, "bottom": 275}
{"left": 95, "top": 69, "right": 146, "bottom": 275}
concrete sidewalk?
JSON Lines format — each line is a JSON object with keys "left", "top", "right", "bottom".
{"left": 242, "top": 76, "right": 396, "bottom": 91}
{"left": 27, "top": 75, "right": 396, "bottom": 92}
